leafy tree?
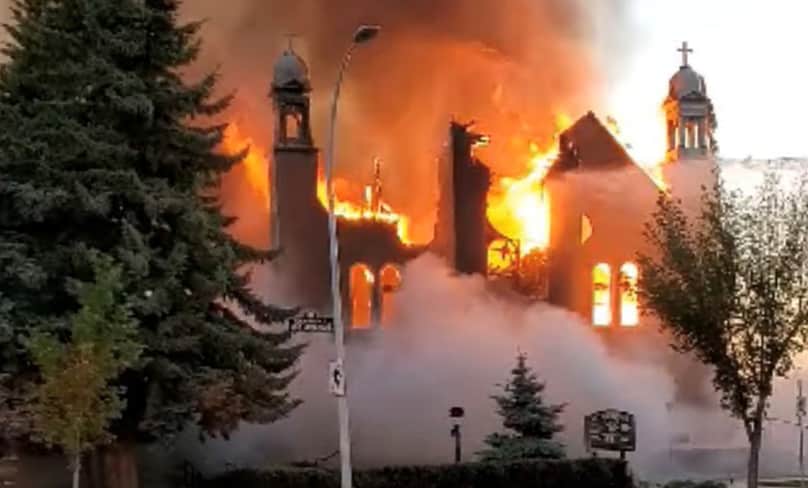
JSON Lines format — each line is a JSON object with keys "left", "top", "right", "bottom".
{"left": 0, "top": 0, "right": 302, "bottom": 486}
{"left": 28, "top": 256, "right": 141, "bottom": 488}
{"left": 478, "top": 352, "right": 566, "bottom": 462}
{"left": 638, "top": 173, "right": 808, "bottom": 488}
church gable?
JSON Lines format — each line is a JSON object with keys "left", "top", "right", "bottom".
{"left": 553, "top": 111, "right": 635, "bottom": 173}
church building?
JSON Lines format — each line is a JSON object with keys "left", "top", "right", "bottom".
{"left": 267, "top": 41, "right": 717, "bottom": 341}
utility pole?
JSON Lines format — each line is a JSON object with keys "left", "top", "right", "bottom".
{"left": 798, "top": 379, "right": 806, "bottom": 488}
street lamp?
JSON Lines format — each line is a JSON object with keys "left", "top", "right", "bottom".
{"left": 324, "top": 24, "right": 381, "bottom": 488}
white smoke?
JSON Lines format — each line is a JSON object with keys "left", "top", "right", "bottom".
{"left": 176, "top": 160, "right": 808, "bottom": 482}
{"left": 176, "top": 254, "right": 734, "bottom": 481}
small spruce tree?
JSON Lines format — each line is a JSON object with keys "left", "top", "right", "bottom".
{"left": 479, "top": 352, "right": 566, "bottom": 462}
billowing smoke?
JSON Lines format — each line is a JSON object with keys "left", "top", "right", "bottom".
{"left": 181, "top": 0, "right": 634, "bottom": 244}
{"left": 175, "top": 254, "right": 734, "bottom": 481}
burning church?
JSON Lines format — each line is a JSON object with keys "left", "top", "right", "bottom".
{"left": 267, "top": 40, "right": 717, "bottom": 343}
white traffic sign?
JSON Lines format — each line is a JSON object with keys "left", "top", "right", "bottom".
{"left": 329, "top": 360, "right": 346, "bottom": 397}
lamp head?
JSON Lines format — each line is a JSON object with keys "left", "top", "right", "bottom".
{"left": 353, "top": 25, "right": 381, "bottom": 44}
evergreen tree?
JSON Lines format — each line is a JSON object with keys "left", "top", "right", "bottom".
{"left": 0, "top": 0, "right": 302, "bottom": 484}
{"left": 478, "top": 352, "right": 566, "bottom": 462}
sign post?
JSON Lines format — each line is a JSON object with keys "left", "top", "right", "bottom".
{"left": 798, "top": 380, "right": 806, "bottom": 488}
{"left": 584, "top": 409, "right": 636, "bottom": 460}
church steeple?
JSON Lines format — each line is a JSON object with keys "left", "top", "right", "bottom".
{"left": 663, "top": 41, "right": 717, "bottom": 161}
{"left": 270, "top": 38, "right": 314, "bottom": 149}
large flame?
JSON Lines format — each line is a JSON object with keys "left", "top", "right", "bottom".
{"left": 485, "top": 114, "right": 571, "bottom": 255}
{"left": 486, "top": 142, "right": 557, "bottom": 254}
{"left": 223, "top": 107, "right": 668, "bottom": 259}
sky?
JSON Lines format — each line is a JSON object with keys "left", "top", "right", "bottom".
{"left": 602, "top": 0, "right": 808, "bottom": 161}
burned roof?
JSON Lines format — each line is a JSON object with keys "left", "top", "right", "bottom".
{"left": 551, "top": 111, "right": 636, "bottom": 174}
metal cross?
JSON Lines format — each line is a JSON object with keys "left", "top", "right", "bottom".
{"left": 678, "top": 41, "right": 693, "bottom": 66}
{"left": 285, "top": 33, "right": 301, "bottom": 51}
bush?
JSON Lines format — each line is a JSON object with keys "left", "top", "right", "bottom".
{"left": 206, "top": 458, "right": 632, "bottom": 488}
{"left": 662, "top": 482, "right": 727, "bottom": 488}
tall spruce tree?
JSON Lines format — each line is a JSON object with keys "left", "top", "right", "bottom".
{"left": 0, "top": 0, "right": 302, "bottom": 485}
{"left": 478, "top": 352, "right": 566, "bottom": 462}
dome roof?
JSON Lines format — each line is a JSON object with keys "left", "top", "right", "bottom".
{"left": 273, "top": 48, "right": 310, "bottom": 90}
{"left": 669, "top": 66, "right": 706, "bottom": 99}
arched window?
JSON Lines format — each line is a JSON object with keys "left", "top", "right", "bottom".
{"left": 379, "top": 264, "right": 403, "bottom": 327}
{"left": 592, "top": 263, "right": 612, "bottom": 326}
{"left": 284, "top": 112, "right": 301, "bottom": 141}
{"left": 349, "top": 263, "right": 374, "bottom": 329}
{"left": 619, "top": 263, "right": 639, "bottom": 326}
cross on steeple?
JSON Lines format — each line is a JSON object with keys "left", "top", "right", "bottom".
{"left": 677, "top": 41, "right": 693, "bottom": 67}
{"left": 285, "top": 33, "right": 301, "bottom": 52}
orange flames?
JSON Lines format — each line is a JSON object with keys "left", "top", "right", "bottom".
{"left": 224, "top": 108, "right": 668, "bottom": 260}
{"left": 485, "top": 114, "right": 572, "bottom": 255}
{"left": 316, "top": 178, "right": 412, "bottom": 244}
{"left": 222, "top": 123, "right": 270, "bottom": 209}
{"left": 222, "top": 122, "right": 412, "bottom": 244}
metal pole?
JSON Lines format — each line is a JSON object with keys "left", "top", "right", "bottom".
{"left": 325, "top": 43, "right": 357, "bottom": 488}
{"left": 799, "top": 380, "right": 805, "bottom": 488}
{"left": 451, "top": 424, "right": 462, "bottom": 464}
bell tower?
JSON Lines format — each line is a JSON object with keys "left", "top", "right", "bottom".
{"left": 269, "top": 41, "right": 330, "bottom": 308}
{"left": 663, "top": 42, "right": 717, "bottom": 161}
{"left": 269, "top": 40, "right": 319, "bottom": 251}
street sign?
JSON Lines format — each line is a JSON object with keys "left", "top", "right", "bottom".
{"left": 287, "top": 311, "right": 334, "bottom": 333}
{"left": 585, "top": 409, "right": 636, "bottom": 453}
{"left": 329, "top": 360, "right": 346, "bottom": 397}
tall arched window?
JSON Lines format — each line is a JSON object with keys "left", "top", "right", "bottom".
{"left": 349, "top": 263, "right": 374, "bottom": 329}
{"left": 379, "top": 264, "right": 403, "bottom": 327}
{"left": 619, "top": 262, "right": 639, "bottom": 326}
{"left": 592, "top": 263, "right": 612, "bottom": 326}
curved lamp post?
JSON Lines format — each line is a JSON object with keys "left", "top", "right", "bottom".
{"left": 324, "top": 24, "right": 381, "bottom": 488}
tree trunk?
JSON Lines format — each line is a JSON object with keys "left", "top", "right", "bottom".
{"left": 72, "top": 454, "right": 81, "bottom": 488}
{"left": 748, "top": 424, "right": 763, "bottom": 488}
{"left": 87, "top": 441, "right": 139, "bottom": 488}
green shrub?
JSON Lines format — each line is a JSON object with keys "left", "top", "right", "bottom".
{"left": 663, "top": 482, "right": 727, "bottom": 488}
{"left": 206, "top": 458, "right": 632, "bottom": 488}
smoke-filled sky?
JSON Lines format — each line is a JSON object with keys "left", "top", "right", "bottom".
{"left": 0, "top": 0, "right": 803, "bottom": 242}
{"left": 183, "top": 0, "right": 618, "bottom": 243}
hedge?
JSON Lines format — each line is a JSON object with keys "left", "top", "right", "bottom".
{"left": 206, "top": 458, "right": 633, "bottom": 488}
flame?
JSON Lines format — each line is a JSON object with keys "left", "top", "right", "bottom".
{"left": 223, "top": 122, "right": 412, "bottom": 244}
{"left": 222, "top": 123, "right": 270, "bottom": 208}
{"left": 316, "top": 179, "right": 412, "bottom": 245}
{"left": 486, "top": 115, "right": 570, "bottom": 255}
